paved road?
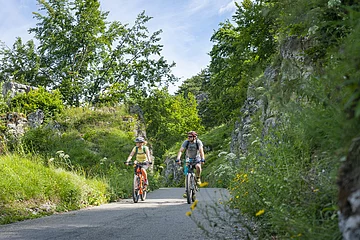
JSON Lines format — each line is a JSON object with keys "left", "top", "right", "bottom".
{"left": 0, "top": 188, "right": 232, "bottom": 240}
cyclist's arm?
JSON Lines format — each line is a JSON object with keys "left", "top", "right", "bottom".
{"left": 145, "top": 147, "right": 152, "bottom": 163}
{"left": 126, "top": 147, "right": 136, "bottom": 163}
{"left": 176, "top": 147, "right": 185, "bottom": 162}
{"left": 199, "top": 146, "right": 205, "bottom": 163}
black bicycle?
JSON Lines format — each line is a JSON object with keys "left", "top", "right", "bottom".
{"left": 185, "top": 158, "right": 199, "bottom": 204}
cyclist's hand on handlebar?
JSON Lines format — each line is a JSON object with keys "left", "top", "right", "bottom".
{"left": 175, "top": 159, "right": 181, "bottom": 165}
{"left": 201, "top": 159, "right": 205, "bottom": 164}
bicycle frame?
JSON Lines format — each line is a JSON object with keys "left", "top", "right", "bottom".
{"left": 135, "top": 164, "right": 145, "bottom": 194}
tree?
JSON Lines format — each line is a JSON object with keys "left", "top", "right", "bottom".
{"left": 140, "top": 89, "right": 204, "bottom": 160}
{"left": 0, "top": 38, "right": 44, "bottom": 86}
{"left": 0, "top": 0, "right": 176, "bottom": 106}
{"left": 207, "top": 0, "right": 277, "bottom": 125}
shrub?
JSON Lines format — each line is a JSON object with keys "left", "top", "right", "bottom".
{"left": 9, "top": 87, "right": 63, "bottom": 119}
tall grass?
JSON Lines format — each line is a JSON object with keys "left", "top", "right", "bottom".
{"left": 0, "top": 154, "right": 109, "bottom": 224}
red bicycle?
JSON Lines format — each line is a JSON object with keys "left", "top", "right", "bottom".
{"left": 126, "top": 161, "right": 151, "bottom": 203}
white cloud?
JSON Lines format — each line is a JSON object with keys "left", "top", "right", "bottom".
{"left": 219, "top": 0, "right": 241, "bottom": 15}
{"left": 187, "top": 0, "right": 211, "bottom": 14}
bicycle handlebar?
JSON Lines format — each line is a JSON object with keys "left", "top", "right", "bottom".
{"left": 124, "top": 161, "right": 152, "bottom": 166}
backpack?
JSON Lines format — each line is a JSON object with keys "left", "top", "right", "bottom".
{"left": 135, "top": 146, "right": 146, "bottom": 155}
{"left": 185, "top": 139, "right": 199, "bottom": 150}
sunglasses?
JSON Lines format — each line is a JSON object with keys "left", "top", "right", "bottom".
{"left": 187, "top": 136, "right": 193, "bottom": 138}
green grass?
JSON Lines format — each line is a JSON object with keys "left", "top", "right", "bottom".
{"left": 0, "top": 105, "right": 162, "bottom": 224}
{"left": 0, "top": 154, "right": 109, "bottom": 224}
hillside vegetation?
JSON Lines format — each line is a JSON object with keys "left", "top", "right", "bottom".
{"left": 1, "top": 0, "right": 360, "bottom": 239}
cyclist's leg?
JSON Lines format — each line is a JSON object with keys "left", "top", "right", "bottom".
{"left": 195, "top": 163, "right": 202, "bottom": 184}
{"left": 141, "top": 168, "right": 148, "bottom": 185}
{"left": 183, "top": 176, "right": 187, "bottom": 198}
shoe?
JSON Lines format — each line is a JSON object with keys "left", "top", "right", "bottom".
{"left": 183, "top": 193, "right": 187, "bottom": 198}
{"left": 197, "top": 178, "right": 201, "bottom": 185}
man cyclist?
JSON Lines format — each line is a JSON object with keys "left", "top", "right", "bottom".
{"left": 176, "top": 131, "right": 205, "bottom": 198}
{"left": 126, "top": 137, "right": 152, "bottom": 187}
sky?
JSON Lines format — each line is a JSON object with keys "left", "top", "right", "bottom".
{"left": 0, "top": 0, "right": 239, "bottom": 93}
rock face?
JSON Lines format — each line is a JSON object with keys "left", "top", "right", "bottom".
{"left": 27, "top": 109, "right": 45, "bottom": 128}
{"left": 337, "top": 137, "right": 360, "bottom": 240}
{"left": 231, "top": 36, "right": 313, "bottom": 157}
{"left": 2, "top": 81, "right": 37, "bottom": 99}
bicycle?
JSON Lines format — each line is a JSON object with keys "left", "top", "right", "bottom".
{"left": 185, "top": 158, "right": 199, "bottom": 204}
{"left": 125, "top": 161, "right": 152, "bottom": 203}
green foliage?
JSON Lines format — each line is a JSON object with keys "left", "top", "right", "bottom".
{"left": 21, "top": 106, "right": 134, "bottom": 173}
{"left": 9, "top": 87, "right": 64, "bottom": 118}
{"left": 206, "top": 0, "right": 277, "bottom": 127}
{"left": 199, "top": 124, "right": 234, "bottom": 188}
{"left": 176, "top": 69, "right": 209, "bottom": 97}
{"left": 0, "top": 38, "right": 43, "bottom": 86}
{"left": 324, "top": 9, "right": 360, "bottom": 119}
{"left": 0, "top": 154, "right": 108, "bottom": 224}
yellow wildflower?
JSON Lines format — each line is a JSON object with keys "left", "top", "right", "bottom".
{"left": 186, "top": 211, "right": 192, "bottom": 216}
{"left": 255, "top": 209, "right": 265, "bottom": 216}
{"left": 190, "top": 200, "right": 199, "bottom": 211}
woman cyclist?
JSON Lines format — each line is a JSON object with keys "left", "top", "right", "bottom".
{"left": 126, "top": 137, "right": 152, "bottom": 187}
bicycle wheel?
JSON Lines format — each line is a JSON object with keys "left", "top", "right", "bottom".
{"left": 140, "top": 177, "right": 147, "bottom": 201}
{"left": 186, "top": 173, "right": 192, "bottom": 204}
{"left": 133, "top": 175, "right": 140, "bottom": 203}
{"left": 191, "top": 174, "right": 196, "bottom": 202}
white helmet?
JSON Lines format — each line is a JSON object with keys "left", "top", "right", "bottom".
{"left": 135, "top": 137, "right": 145, "bottom": 143}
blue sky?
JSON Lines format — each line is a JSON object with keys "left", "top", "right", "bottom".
{"left": 0, "top": 0, "right": 239, "bottom": 92}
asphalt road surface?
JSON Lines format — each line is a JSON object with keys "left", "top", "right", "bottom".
{"left": 0, "top": 188, "right": 235, "bottom": 240}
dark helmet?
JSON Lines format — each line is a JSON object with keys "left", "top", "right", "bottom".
{"left": 187, "top": 131, "right": 197, "bottom": 137}
{"left": 135, "top": 137, "right": 145, "bottom": 143}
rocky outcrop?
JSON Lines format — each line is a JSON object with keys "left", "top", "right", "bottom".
{"left": 163, "top": 156, "right": 183, "bottom": 185}
{"left": 27, "top": 109, "right": 44, "bottom": 128}
{"left": 2, "top": 81, "right": 37, "bottom": 99}
{"left": 338, "top": 137, "right": 360, "bottom": 240}
{"left": 231, "top": 36, "right": 313, "bottom": 158}
{"left": 0, "top": 82, "right": 44, "bottom": 147}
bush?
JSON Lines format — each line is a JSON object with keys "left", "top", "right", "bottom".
{"left": 9, "top": 87, "right": 63, "bottom": 119}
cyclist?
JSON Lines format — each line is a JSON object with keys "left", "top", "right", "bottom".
{"left": 126, "top": 137, "right": 152, "bottom": 187}
{"left": 176, "top": 131, "right": 205, "bottom": 198}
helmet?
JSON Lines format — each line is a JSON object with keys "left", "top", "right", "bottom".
{"left": 135, "top": 137, "right": 145, "bottom": 143}
{"left": 187, "top": 131, "right": 197, "bottom": 137}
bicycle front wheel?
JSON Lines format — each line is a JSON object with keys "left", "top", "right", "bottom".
{"left": 191, "top": 174, "right": 197, "bottom": 202}
{"left": 133, "top": 175, "right": 140, "bottom": 203}
{"left": 186, "top": 173, "right": 192, "bottom": 204}
{"left": 140, "top": 177, "right": 147, "bottom": 201}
